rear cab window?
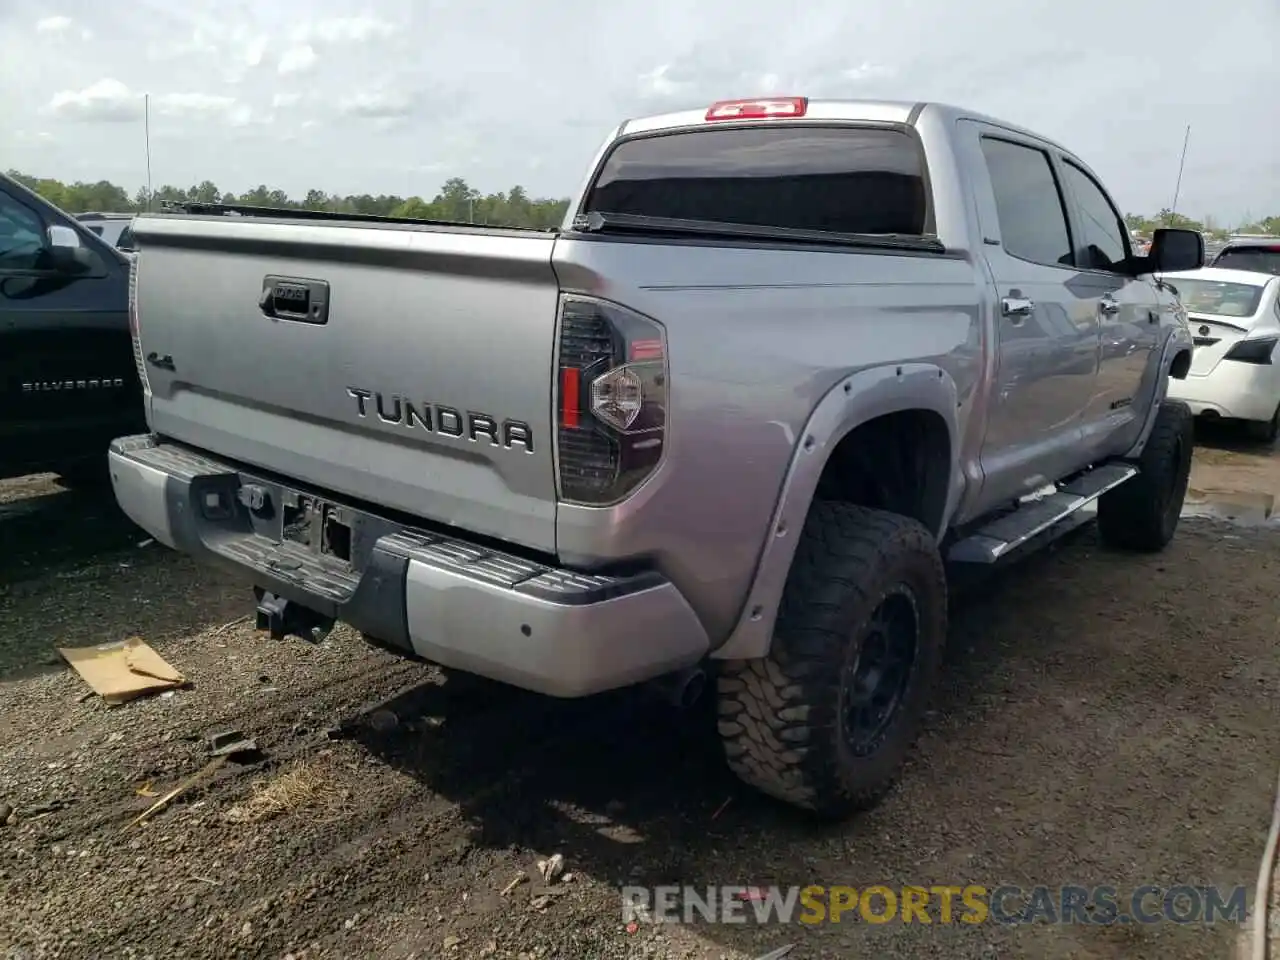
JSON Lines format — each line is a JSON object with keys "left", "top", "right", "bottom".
{"left": 583, "top": 125, "right": 930, "bottom": 238}
{"left": 1212, "top": 246, "right": 1280, "bottom": 276}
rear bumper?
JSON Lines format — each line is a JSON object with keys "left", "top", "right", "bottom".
{"left": 108, "top": 435, "right": 710, "bottom": 697}
{"left": 1167, "top": 364, "right": 1278, "bottom": 422}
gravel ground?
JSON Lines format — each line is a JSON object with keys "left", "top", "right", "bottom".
{"left": 2, "top": 425, "right": 1279, "bottom": 960}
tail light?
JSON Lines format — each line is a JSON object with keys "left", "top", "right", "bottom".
{"left": 128, "top": 253, "right": 150, "bottom": 394}
{"left": 554, "top": 295, "right": 667, "bottom": 505}
{"left": 705, "top": 97, "right": 808, "bottom": 121}
{"left": 1224, "top": 336, "right": 1277, "bottom": 365}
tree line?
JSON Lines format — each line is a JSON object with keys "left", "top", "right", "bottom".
{"left": 7, "top": 170, "right": 1279, "bottom": 238}
{"left": 5, "top": 172, "right": 571, "bottom": 230}
{"left": 1124, "top": 209, "right": 1280, "bottom": 240}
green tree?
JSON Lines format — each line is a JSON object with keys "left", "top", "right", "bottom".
{"left": 1153, "top": 209, "right": 1203, "bottom": 232}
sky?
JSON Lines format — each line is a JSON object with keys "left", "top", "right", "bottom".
{"left": 2, "top": 0, "right": 1277, "bottom": 224}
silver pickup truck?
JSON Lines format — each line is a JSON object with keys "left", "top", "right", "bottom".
{"left": 110, "top": 97, "right": 1203, "bottom": 819}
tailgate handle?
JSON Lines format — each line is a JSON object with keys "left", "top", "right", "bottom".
{"left": 260, "top": 276, "right": 330, "bottom": 325}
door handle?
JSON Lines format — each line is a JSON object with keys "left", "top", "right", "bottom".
{"left": 1001, "top": 296, "right": 1034, "bottom": 321}
{"left": 1099, "top": 297, "right": 1121, "bottom": 316}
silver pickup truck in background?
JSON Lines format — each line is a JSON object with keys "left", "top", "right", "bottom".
{"left": 110, "top": 97, "right": 1202, "bottom": 819}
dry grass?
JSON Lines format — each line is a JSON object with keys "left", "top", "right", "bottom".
{"left": 224, "top": 753, "right": 351, "bottom": 824}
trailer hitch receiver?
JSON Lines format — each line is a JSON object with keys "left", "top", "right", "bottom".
{"left": 254, "top": 589, "right": 335, "bottom": 643}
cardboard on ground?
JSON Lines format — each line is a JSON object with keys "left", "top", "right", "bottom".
{"left": 58, "top": 638, "right": 186, "bottom": 705}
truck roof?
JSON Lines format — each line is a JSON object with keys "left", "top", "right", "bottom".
{"left": 618, "top": 98, "right": 1074, "bottom": 154}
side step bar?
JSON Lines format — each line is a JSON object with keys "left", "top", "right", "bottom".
{"left": 948, "top": 463, "right": 1137, "bottom": 564}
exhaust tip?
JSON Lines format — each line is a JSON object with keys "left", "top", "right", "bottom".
{"left": 644, "top": 666, "right": 708, "bottom": 709}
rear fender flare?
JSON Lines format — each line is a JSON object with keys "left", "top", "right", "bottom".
{"left": 711, "top": 363, "right": 961, "bottom": 661}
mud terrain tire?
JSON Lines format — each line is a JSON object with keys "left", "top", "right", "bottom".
{"left": 1097, "top": 399, "right": 1194, "bottom": 552}
{"left": 717, "top": 503, "right": 947, "bottom": 819}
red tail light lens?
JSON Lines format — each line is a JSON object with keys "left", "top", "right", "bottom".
{"left": 555, "top": 295, "right": 667, "bottom": 505}
{"left": 705, "top": 97, "right": 807, "bottom": 121}
{"left": 127, "top": 253, "right": 150, "bottom": 394}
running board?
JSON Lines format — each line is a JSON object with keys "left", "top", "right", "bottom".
{"left": 948, "top": 463, "right": 1138, "bottom": 564}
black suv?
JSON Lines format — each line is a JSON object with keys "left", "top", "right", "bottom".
{"left": 0, "top": 175, "right": 145, "bottom": 484}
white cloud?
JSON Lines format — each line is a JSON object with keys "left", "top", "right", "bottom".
{"left": 35, "top": 15, "right": 73, "bottom": 34}
{"left": 272, "top": 92, "right": 302, "bottom": 108}
{"left": 637, "top": 65, "right": 685, "bottom": 99}
{"left": 278, "top": 45, "right": 317, "bottom": 75}
{"left": 240, "top": 36, "right": 269, "bottom": 68}
{"left": 147, "top": 30, "right": 220, "bottom": 62}
{"left": 155, "top": 93, "right": 237, "bottom": 116}
{"left": 44, "top": 80, "right": 257, "bottom": 127}
{"left": 339, "top": 90, "right": 415, "bottom": 119}
{"left": 227, "top": 105, "right": 257, "bottom": 128}
{"left": 45, "top": 79, "right": 143, "bottom": 122}
{"left": 843, "top": 62, "right": 896, "bottom": 82}
{"left": 307, "top": 16, "right": 397, "bottom": 44}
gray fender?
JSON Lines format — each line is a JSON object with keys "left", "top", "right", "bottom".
{"left": 711, "top": 363, "right": 962, "bottom": 662}
{"left": 1125, "top": 325, "right": 1194, "bottom": 460}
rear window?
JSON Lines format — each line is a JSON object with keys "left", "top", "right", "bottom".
{"left": 1166, "top": 278, "right": 1265, "bottom": 317}
{"left": 585, "top": 125, "right": 928, "bottom": 236}
{"left": 1212, "top": 246, "right": 1280, "bottom": 276}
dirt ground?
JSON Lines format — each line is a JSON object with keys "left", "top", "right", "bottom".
{"left": 2, "top": 422, "right": 1280, "bottom": 960}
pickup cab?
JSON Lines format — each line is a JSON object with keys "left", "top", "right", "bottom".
{"left": 109, "top": 97, "right": 1202, "bottom": 818}
{"left": 1, "top": 174, "right": 146, "bottom": 484}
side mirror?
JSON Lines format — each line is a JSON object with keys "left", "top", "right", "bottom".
{"left": 1149, "top": 228, "right": 1205, "bottom": 273}
{"left": 47, "top": 224, "right": 81, "bottom": 249}
{"left": 44, "top": 224, "right": 97, "bottom": 275}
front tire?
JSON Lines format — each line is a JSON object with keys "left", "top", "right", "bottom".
{"left": 1097, "top": 399, "right": 1194, "bottom": 552}
{"left": 716, "top": 503, "right": 947, "bottom": 820}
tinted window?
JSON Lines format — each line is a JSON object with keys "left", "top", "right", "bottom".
{"left": 0, "top": 192, "right": 46, "bottom": 271}
{"left": 1165, "top": 278, "right": 1265, "bottom": 318}
{"left": 586, "top": 126, "right": 928, "bottom": 236}
{"left": 979, "top": 137, "right": 1073, "bottom": 267}
{"left": 1213, "top": 246, "right": 1280, "bottom": 276}
{"left": 1060, "top": 161, "right": 1128, "bottom": 271}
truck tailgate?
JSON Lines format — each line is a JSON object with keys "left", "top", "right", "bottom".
{"left": 130, "top": 217, "right": 560, "bottom": 553}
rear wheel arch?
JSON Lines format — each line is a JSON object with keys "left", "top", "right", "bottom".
{"left": 712, "top": 364, "right": 960, "bottom": 662}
